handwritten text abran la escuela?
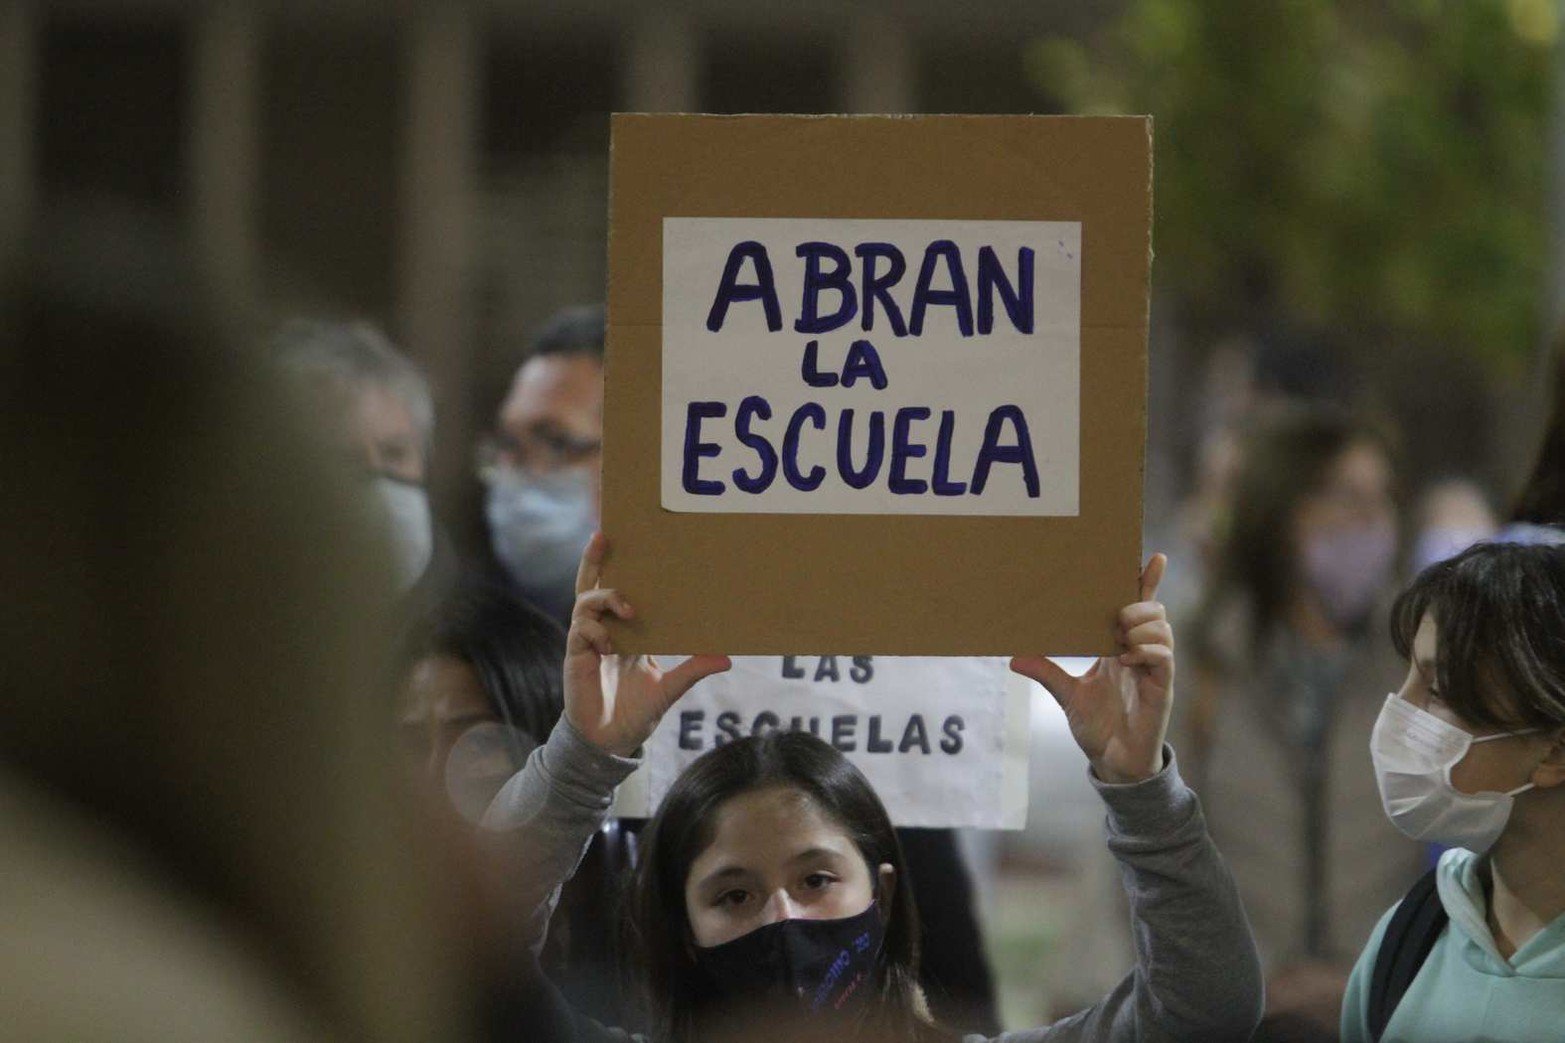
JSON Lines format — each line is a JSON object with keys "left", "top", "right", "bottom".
{"left": 681, "top": 238, "right": 1042, "bottom": 500}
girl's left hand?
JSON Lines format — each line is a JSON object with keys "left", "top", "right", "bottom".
{"left": 1010, "top": 554, "right": 1174, "bottom": 784}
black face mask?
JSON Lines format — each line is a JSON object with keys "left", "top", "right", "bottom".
{"left": 690, "top": 903, "right": 885, "bottom": 1016}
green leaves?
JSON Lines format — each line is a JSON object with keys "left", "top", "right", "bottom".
{"left": 1031, "top": 0, "right": 1553, "bottom": 369}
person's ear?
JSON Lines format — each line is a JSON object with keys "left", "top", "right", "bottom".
{"left": 875, "top": 863, "right": 896, "bottom": 914}
{"left": 1530, "top": 730, "right": 1565, "bottom": 790}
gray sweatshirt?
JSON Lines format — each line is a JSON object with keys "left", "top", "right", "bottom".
{"left": 484, "top": 719, "right": 1263, "bottom": 1043}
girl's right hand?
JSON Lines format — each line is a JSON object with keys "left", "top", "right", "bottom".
{"left": 563, "top": 532, "right": 731, "bottom": 757}
{"left": 1010, "top": 553, "right": 1174, "bottom": 784}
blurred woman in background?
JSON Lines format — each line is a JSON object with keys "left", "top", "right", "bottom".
{"left": 401, "top": 574, "right": 644, "bottom": 1031}
{"left": 401, "top": 576, "right": 567, "bottom": 805}
{"left": 1183, "top": 406, "right": 1426, "bottom": 1030}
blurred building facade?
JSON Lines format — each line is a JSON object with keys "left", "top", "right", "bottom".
{"left": 5, "top": 0, "right": 1111, "bottom": 518}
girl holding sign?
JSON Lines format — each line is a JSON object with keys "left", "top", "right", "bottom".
{"left": 487, "top": 535, "right": 1263, "bottom": 1042}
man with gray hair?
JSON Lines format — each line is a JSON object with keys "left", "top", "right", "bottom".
{"left": 270, "top": 318, "right": 438, "bottom": 589}
{"left": 271, "top": 318, "right": 435, "bottom": 484}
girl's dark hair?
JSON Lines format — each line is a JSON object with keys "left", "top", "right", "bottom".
{"left": 1194, "top": 406, "right": 1397, "bottom": 665}
{"left": 626, "top": 732, "right": 929, "bottom": 1043}
{"left": 408, "top": 573, "right": 566, "bottom": 743}
{"left": 1390, "top": 542, "right": 1565, "bottom": 731}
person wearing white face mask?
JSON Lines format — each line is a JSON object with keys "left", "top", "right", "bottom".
{"left": 1340, "top": 542, "right": 1565, "bottom": 1043}
{"left": 270, "top": 318, "right": 445, "bottom": 594}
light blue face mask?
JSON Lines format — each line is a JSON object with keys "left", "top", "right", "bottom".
{"left": 485, "top": 466, "right": 596, "bottom": 618}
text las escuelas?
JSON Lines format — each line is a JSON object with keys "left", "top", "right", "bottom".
{"left": 680, "top": 238, "right": 1044, "bottom": 499}
{"left": 673, "top": 656, "right": 965, "bottom": 756}
{"left": 677, "top": 709, "right": 966, "bottom": 756}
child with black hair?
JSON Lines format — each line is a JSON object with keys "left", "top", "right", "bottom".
{"left": 1342, "top": 542, "right": 1565, "bottom": 1041}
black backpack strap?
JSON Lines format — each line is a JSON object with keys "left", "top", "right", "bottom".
{"left": 1367, "top": 867, "right": 1448, "bottom": 1042}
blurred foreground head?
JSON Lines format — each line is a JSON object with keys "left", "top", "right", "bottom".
{"left": 0, "top": 204, "right": 459, "bottom": 1042}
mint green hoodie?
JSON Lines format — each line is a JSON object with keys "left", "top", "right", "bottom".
{"left": 1342, "top": 847, "right": 1565, "bottom": 1042}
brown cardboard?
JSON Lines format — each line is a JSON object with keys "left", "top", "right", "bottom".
{"left": 602, "top": 114, "right": 1150, "bottom": 655}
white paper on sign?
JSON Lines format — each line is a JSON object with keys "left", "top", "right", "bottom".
{"left": 661, "top": 218, "right": 1082, "bottom": 516}
{"left": 609, "top": 655, "right": 1030, "bottom": 829}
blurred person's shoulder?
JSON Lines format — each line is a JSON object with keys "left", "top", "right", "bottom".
{"left": 0, "top": 770, "right": 327, "bottom": 1043}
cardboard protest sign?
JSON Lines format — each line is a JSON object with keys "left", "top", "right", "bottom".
{"left": 603, "top": 114, "right": 1151, "bottom": 654}
{"left": 609, "top": 656, "right": 1031, "bottom": 829}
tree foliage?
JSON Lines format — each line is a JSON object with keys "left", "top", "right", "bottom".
{"left": 1030, "top": 0, "right": 1555, "bottom": 371}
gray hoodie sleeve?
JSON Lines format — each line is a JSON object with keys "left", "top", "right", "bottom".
{"left": 971, "top": 747, "right": 1263, "bottom": 1043}
{"left": 479, "top": 717, "right": 639, "bottom": 955}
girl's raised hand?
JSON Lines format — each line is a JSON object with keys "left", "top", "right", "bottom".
{"left": 564, "top": 533, "right": 731, "bottom": 756}
{"left": 1010, "top": 554, "right": 1174, "bottom": 784}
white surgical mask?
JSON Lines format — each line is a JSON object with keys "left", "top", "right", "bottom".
{"left": 373, "top": 474, "right": 433, "bottom": 591}
{"left": 1370, "top": 693, "right": 1539, "bottom": 853}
